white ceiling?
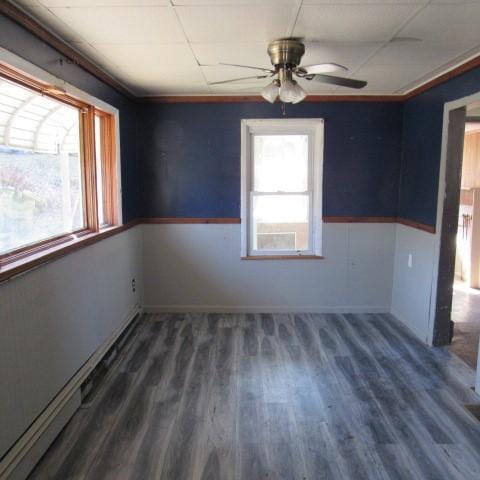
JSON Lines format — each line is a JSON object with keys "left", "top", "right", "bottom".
{"left": 11, "top": 0, "right": 480, "bottom": 96}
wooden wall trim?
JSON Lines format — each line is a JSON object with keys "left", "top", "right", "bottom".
{"left": 323, "top": 216, "right": 397, "bottom": 223}
{"left": 141, "top": 217, "right": 241, "bottom": 224}
{"left": 396, "top": 217, "right": 436, "bottom": 234}
{"left": 404, "top": 54, "right": 480, "bottom": 100}
{"left": 142, "top": 94, "right": 404, "bottom": 104}
{"left": 141, "top": 216, "right": 435, "bottom": 233}
{"left": 0, "top": 0, "right": 135, "bottom": 100}
{"left": 0, "top": 215, "right": 436, "bottom": 283}
{"left": 0, "top": 220, "right": 140, "bottom": 283}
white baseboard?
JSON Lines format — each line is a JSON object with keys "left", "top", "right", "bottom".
{"left": 389, "top": 307, "right": 429, "bottom": 344}
{"left": 144, "top": 304, "right": 391, "bottom": 314}
{"left": 0, "top": 303, "right": 142, "bottom": 480}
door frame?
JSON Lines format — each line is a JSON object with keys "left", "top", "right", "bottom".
{"left": 428, "top": 90, "right": 480, "bottom": 346}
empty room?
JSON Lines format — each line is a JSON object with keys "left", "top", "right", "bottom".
{"left": 2, "top": 0, "right": 480, "bottom": 479}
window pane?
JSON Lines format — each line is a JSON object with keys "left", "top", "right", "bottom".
{"left": 0, "top": 79, "right": 84, "bottom": 255}
{"left": 95, "top": 115, "right": 104, "bottom": 225}
{"left": 252, "top": 194, "right": 309, "bottom": 251}
{"left": 253, "top": 134, "right": 308, "bottom": 192}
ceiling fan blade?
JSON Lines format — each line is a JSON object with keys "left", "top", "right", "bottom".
{"left": 219, "top": 62, "right": 275, "bottom": 73}
{"left": 299, "top": 63, "right": 348, "bottom": 75}
{"left": 312, "top": 74, "right": 367, "bottom": 89}
{"left": 208, "top": 75, "right": 270, "bottom": 85}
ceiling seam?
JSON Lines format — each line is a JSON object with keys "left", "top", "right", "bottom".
{"left": 286, "top": 0, "right": 304, "bottom": 39}
{"left": 168, "top": 0, "right": 211, "bottom": 94}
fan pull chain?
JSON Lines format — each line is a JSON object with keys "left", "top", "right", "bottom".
{"left": 281, "top": 102, "right": 286, "bottom": 116}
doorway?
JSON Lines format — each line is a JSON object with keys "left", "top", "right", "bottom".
{"left": 450, "top": 118, "right": 480, "bottom": 369}
{"left": 434, "top": 103, "right": 480, "bottom": 378}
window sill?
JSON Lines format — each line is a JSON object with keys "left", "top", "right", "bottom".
{"left": 0, "top": 221, "right": 139, "bottom": 283}
{"left": 241, "top": 255, "right": 324, "bottom": 260}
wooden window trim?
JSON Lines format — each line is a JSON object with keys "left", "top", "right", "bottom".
{"left": 0, "top": 221, "right": 139, "bottom": 283}
{"left": 0, "top": 229, "right": 90, "bottom": 267}
{"left": 241, "top": 255, "right": 324, "bottom": 260}
{"left": 0, "top": 61, "right": 90, "bottom": 110}
{"left": 0, "top": 62, "right": 120, "bottom": 266}
{"left": 95, "top": 109, "right": 119, "bottom": 226}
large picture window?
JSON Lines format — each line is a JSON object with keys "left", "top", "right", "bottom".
{"left": 0, "top": 63, "right": 118, "bottom": 264}
{"left": 241, "top": 119, "right": 324, "bottom": 258}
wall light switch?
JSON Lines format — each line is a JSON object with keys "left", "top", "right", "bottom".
{"left": 408, "top": 254, "right": 413, "bottom": 268}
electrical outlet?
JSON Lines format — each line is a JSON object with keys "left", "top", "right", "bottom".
{"left": 131, "top": 278, "right": 136, "bottom": 292}
{"left": 408, "top": 254, "right": 413, "bottom": 268}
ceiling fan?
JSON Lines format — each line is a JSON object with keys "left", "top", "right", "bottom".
{"left": 210, "top": 38, "right": 367, "bottom": 104}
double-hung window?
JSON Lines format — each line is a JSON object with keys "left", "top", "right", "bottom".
{"left": 241, "top": 119, "right": 324, "bottom": 258}
{"left": 0, "top": 62, "right": 119, "bottom": 264}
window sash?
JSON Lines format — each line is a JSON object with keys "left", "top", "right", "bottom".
{"left": 242, "top": 122, "right": 322, "bottom": 257}
{"left": 249, "top": 191, "right": 314, "bottom": 256}
{"left": 0, "top": 62, "right": 119, "bottom": 264}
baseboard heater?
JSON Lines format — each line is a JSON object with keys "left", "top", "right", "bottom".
{"left": 0, "top": 304, "right": 142, "bottom": 480}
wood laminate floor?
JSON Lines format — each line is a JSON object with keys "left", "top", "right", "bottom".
{"left": 29, "top": 313, "right": 480, "bottom": 480}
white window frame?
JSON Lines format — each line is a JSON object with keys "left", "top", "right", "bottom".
{"left": 241, "top": 118, "right": 324, "bottom": 258}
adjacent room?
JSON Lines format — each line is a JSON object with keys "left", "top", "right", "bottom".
{"left": 1, "top": 1, "right": 480, "bottom": 479}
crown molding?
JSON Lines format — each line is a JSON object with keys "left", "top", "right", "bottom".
{"left": 141, "top": 94, "right": 404, "bottom": 103}
{"left": 2, "top": 0, "right": 480, "bottom": 105}
{"left": 403, "top": 54, "right": 480, "bottom": 100}
{"left": 0, "top": 0, "right": 136, "bottom": 100}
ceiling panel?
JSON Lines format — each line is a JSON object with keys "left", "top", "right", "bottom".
{"left": 209, "top": 82, "right": 269, "bottom": 94}
{"left": 172, "top": 0, "right": 296, "bottom": 4}
{"left": 201, "top": 65, "right": 272, "bottom": 85}
{"left": 303, "top": 0, "right": 424, "bottom": 4}
{"left": 21, "top": 5, "right": 84, "bottom": 42}
{"left": 301, "top": 41, "right": 382, "bottom": 71}
{"left": 135, "top": 77, "right": 209, "bottom": 94}
{"left": 40, "top": 1, "right": 170, "bottom": 5}
{"left": 92, "top": 43, "right": 198, "bottom": 70}
{"left": 191, "top": 42, "right": 272, "bottom": 70}
{"left": 346, "top": 64, "right": 433, "bottom": 93}
{"left": 431, "top": 0, "right": 479, "bottom": 4}
{"left": 175, "top": 5, "right": 298, "bottom": 43}
{"left": 294, "top": 4, "right": 421, "bottom": 42}
{"left": 49, "top": 6, "right": 185, "bottom": 44}
{"left": 14, "top": 0, "right": 42, "bottom": 5}
{"left": 10, "top": 0, "right": 480, "bottom": 96}
{"left": 70, "top": 41, "right": 121, "bottom": 69}
{"left": 367, "top": 39, "right": 478, "bottom": 69}
{"left": 297, "top": 78, "right": 337, "bottom": 94}
{"left": 399, "top": 4, "right": 480, "bottom": 43}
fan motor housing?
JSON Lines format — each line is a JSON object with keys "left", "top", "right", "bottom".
{"left": 267, "top": 39, "right": 305, "bottom": 69}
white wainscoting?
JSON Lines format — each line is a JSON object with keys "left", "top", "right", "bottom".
{"left": 142, "top": 223, "right": 396, "bottom": 313}
{"left": 0, "top": 226, "right": 143, "bottom": 464}
{"left": 391, "top": 223, "right": 437, "bottom": 344}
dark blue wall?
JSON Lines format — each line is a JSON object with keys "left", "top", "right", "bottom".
{"left": 0, "top": 14, "right": 141, "bottom": 222}
{"left": 139, "top": 102, "right": 404, "bottom": 218}
{"left": 398, "top": 66, "right": 480, "bottom": 227}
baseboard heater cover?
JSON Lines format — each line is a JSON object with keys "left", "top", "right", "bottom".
{"left": 0, "top": 304, "right": 142, "bottom": 480}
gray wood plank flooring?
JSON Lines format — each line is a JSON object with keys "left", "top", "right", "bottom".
{"left": 28, "top": 313, "right": 480, "bottom": 480}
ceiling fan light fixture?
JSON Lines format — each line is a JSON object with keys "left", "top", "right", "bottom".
{"left": 292, "top": 83, "right": 307, "bottom": 104}
{"left": 279, "top": 78, "right": 306, "bottom": 104}
{"left": 261, "top": 79, "right": 280, "bottom": 103}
